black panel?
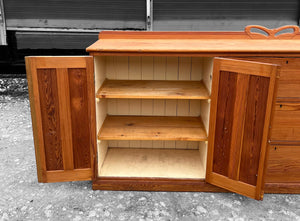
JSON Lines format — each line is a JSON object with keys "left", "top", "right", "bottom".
{"left": 15, "top": 32, "right": 97, "bottom": 49}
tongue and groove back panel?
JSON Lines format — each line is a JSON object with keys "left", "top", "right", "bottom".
{"left": 95, "top": 56, "right": 213, "bottom": 149}
{"left": 94, "top": 55, "right": 213, "bottom": 179}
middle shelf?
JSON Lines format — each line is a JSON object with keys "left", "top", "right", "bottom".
{"left": 98, "top": 115, "right": 208, "bottom": 141}
{"left": 96, "top": 79, "right": 210, "bottom": 99}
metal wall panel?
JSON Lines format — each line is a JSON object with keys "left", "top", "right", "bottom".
{"left": 4, "top": 0, "right": 146, "bottom": 30}
{"left": 153, "top": 0, "right": 299, "bottom": 31}
{"left": 0, "top": 0, "right": 6, "bottom": 45}
{"left": 16, "top": 32, "right": 97, "bottom": 49}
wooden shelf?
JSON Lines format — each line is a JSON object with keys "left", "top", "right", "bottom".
{"left": 96, "top": 80, "right": 210, "bottom": 99}
{"left": 98, "top": 116, "right": 207, "bottom": 141}
{"left": 99, "top": 148, "right": 205, "bottom": 179}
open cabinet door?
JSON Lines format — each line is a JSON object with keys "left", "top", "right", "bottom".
{"left": 26, "top": 56, "right": 96, "bottom": 183}
{"left": 206, "top": 58, "right": 279, "bottom": 200}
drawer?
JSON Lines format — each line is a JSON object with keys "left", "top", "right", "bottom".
{"left": 236, "top": 58, "right": 300, "bottom": 99}
{"left": 265, "top": 145, "right": 300, "bottom": 183}
{"left": 270, "top": 102, "right": 300, "bottom": 142}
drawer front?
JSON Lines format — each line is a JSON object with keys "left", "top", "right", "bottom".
{"left": 276, "top": 58, "right": 300, "bottom": 99}
{"left": 265, "top": 145, "right": 300, "bottom": 183}
{"left": 270, "top": 102, "right": 300, "bottom": 142}
{"left": 236, "top": 58, "right": 300, "bottom": 99}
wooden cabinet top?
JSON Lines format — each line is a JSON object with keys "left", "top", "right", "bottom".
{"left": 86, "top": 25, "right": 300, "bottom": 56}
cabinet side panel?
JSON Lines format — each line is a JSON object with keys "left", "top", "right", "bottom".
{"left": 199, "top": 141, "right": 208, "bottom": 173}
{"left": 202, "top": 57, "right": 213, "bottom": 94}
{"left": 37, "top": 68, "right": 64, "bottom": 170}
{"left": 98, "top": 140, "right": 108, "bottom": 176}
{"left": 94, "top": 56, "right": 106, "bottom": 90}
{"left": 239, "top": 76, "right": 269, "bottom": 185}
{"left": 200, "top": 100, "right": 210, "bottom": 134}
{"left": 213, "top": 71, "right": 237, "bottom": 176}
{"left": 69, "top": 68, "right": 91, "bottom": 169}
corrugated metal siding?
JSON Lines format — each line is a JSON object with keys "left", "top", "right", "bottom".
{"left": 15, "top": 32, "right": 97, "bottom": 49}
{"left": 0, "top": 0, "right": 6, "bottom": 45}
{"left": 4, "top": 0, "right": 146, "bottom": 30}
{"left": 153, "top": 0, "right": 299, "bottom": 31}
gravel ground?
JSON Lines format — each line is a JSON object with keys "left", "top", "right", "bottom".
{"left": 0, "top": 78, "right": 299, "bottom": 221}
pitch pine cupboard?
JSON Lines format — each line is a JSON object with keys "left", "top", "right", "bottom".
{"left": 26, "top": 26, "right": 300, "bottom": 200}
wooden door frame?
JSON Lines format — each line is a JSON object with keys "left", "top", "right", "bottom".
{"left": 205, "top": 57, "right": 280, "bottom": 200}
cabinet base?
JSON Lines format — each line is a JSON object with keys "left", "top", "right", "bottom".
{"left": 93, "top": 177, "right": 300, "bottom": 194}
{"left": 93, "top": 177, "right": 227, "bottom": 192}
{"left": 264, "top": 183, "right": 300, "bottom": 194}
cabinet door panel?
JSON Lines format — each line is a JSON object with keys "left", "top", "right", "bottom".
{"left": 206, "top": 58, "right": 279, "bottom": 200}
{"left": 26, "top": 56, "right": 95, "bottom": 183}
{"left": 37, "top": 68, "right": 64, "bottom": 171}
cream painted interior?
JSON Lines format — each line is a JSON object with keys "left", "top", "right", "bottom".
{"left": 94, "top": 56, "right": 213, "bottom": 178}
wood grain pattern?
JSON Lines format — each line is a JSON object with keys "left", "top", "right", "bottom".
{"left": 94, "top": 179, "right": 300, "bottom": 193}
{"left": 218, "top": 58, "right": 276, "bottom": 78}
{"left": 45, "top": 169, "right": 93, "bottom": 183}
{"left": 97, "top": 80, "right": 210, "bottom": 99}
{"left": 56, "top": 68, "right": 74, "bottom": 170}
{"left": 98, "top": 30, "right": 300, "bottom": 40}
{"left": 98, "top": 31, "right": 253, "bottom": 39}
{"left": 37, "top": 68, "right": 63, "bottom": 171}
{"left": 93, "top": 177, "right": 228, "bottom": 192}
{"left": 270, "top": 102, "right": 300, "bottom": 142}
{"left": 245, "top": 25, "right": 300, "bottom": 39}
{"left": 206, "top": 58, "right": 278, "bottom": 200}
{"left": 212, "top": 71, "right": 237, "bottom": 176}
{"left": 92, "top": 179, "right": 300, "bottom": 193}
{"left": 98, "top": 116, "right": 207, "bottom": 141}
{"left": 93, "top": 178, "right": 300, "bottom": 193}
{"left": 235, "top": 57, "right": 300, "bottom": 99}
{"left": 26, "top": 57, "right": 46, "bottom": 182}
{"left": 253, "top": 64, "right": 279, "bottom": 200}
{"left": 87, "top": 31, "right": 300, "bottom": 55}
{"left": 69, "top": 68, "right": 91, "bottom": 169}
{"left": 26, "top": 56, "right": 94, "bottom": 183}
{"left": 103, "top": 55, "right": 212, "bottom": 149}
{"left": 208, "top": 172, "right": 256, "bottom": 199}
{"left": 228, "top": 74, "right": 250, "bottom": 180}
{"left": 264, "top": 183, "right": 300, "bottom": 194}
{"left": 99, "top": 148, "right": 205, "bottom": 179}
{"left": 90, "top": 52, "right": 300, "bottom": 58}
{"left": 265, "top": 145, "right": 300, "bottom": 183}
{"left": 27, "top": 56, "right": 88, "bottom": 69}
{"left": 239, "top": 76, "right": 270, "bottom": 186}
{"left": 87, "top": 57, "right": 97, "bottom": 181}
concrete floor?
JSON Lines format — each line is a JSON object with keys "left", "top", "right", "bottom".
{"left": 0, "top": 78, "right": 299, "bottom": 221}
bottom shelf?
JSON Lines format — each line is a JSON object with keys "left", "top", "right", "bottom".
{"left": 99, "top": 148, "right": 205, "bottom": 179}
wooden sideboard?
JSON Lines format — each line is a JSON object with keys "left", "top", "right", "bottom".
{"left": 26, "top": 26, "right": 300, "bottom": 200}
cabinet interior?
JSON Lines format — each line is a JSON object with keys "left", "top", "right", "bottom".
{"left": 95, "top": 56, "right": 213, "bottom": 179}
